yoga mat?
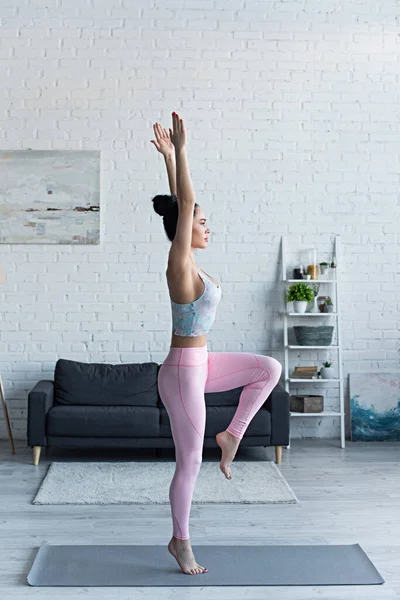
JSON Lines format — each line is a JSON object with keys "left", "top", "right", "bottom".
{"left": 27, "top": 541, "right": 385, "bottom": 586}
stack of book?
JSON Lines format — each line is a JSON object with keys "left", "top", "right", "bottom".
{"left": 292, "top": 366, "right": 319, "bottom": 379}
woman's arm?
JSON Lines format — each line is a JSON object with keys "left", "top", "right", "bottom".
{"left": 171, "top": 112, "right": 194, "bottom": 205}
{"left": 168, "top": 114, "right": 195, "bottom": 269}
{"left": 164, "top": 154, "right": 177, "bottom": 196}
{"left": 175, "top": 145, "right": 195, "bottom": 205}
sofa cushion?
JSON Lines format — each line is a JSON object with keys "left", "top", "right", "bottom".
{"left": 54, "top": 359, "right": 160, "bottom": 407}
{"left": 47, "top": 405, "right": 160, "bottom": 437}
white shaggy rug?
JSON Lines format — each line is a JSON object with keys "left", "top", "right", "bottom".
{"left": 32, "top": 461, "right": 298, "bottom": 505}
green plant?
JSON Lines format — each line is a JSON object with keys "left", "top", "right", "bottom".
{"left": 311, "top": 283, "right": 320, "bottom": 297}
{"left": 319, "top": 261, "right": 328, "bottom": 266}
{"left": 322, "top": 361, "right": 332, "bottom": 367}
{"left": 285, "top": 282, "right": 314, "bottom": 303}
{"left": 326, "top": 297, "right": 333, "bottom": 305}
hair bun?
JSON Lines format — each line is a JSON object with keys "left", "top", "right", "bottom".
{"left": 152, "top": 194, "right": 177, "bottom": 217}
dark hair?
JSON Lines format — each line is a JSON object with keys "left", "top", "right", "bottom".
{"left": 151, "top": 194, "right": 199, "bottom": 242}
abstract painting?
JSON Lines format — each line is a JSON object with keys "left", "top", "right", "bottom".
{"left": 350, "top": 373, "right": 400, "bottom": 441}
{"left": 0, "top": 150, "right": 100, "bottom": 244}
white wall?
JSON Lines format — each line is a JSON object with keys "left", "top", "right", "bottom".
{"left": 0, "top": 0, "right": 399, "bottom": 442}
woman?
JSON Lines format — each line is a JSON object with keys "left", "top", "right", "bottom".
{"left": 151, "top": 112, "right": 282, "bottom": 576}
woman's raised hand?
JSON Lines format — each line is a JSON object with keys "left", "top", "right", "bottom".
{"left": 170, "top": 111, "right": 186, "bottom": 151}
{"left": 150, "top": 122, "right": 174, "bottom": 158}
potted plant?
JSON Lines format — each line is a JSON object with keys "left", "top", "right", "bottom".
{"left": 285, "top": 282, "right": 314, "bottom": 314}
{"left": 320, "top": 361, "right": 334, "bottom": 379}
{"left": 318, "top": 296, "right": 333, "bottom": 313}
{"left": 319, "top": 261, "right": 329, "bottom": 276}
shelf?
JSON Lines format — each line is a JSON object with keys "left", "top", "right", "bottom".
{"left": 287, "top": 345, "right": 339, "bottom": 349}
{"left": 290, "top": 411, "right": 343, "bottom": 417}
{"left": 285, "top": 279, "right": 336, "bottom": 283}
{"left": 284, "top": 312, "right": 338, "bottom": 316}
{"left": 282, "top": 234, "right": 345, "bottom": 448}
{"left": 288, "top": 378, "right": 340, "bottom": 382}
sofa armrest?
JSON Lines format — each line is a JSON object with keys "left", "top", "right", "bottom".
{"left": 27, "top": 380, "right": 55, "bottom": 447}
{"left": 263, "top": 382, "right": 290, "bottom": 446}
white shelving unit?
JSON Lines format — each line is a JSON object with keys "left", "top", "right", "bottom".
{"left": 282, "top": 235, "right": 345, "bottom": 449}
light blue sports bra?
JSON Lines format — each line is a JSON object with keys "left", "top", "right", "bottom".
{"left": 170, "top": 267, "right": 222, "bottom": 337}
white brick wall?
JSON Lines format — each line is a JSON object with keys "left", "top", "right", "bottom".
{"left": 0, "top": 0, "right": 399, "bottom": 442}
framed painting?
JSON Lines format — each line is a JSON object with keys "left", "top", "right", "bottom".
{"left": 0, "top": 150, "right": 100, "bottom": 244}
{"left": 350, "top": 373, "right": 400, "bottom": 441}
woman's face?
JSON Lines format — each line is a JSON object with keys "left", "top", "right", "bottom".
{"left": 192, "top": 206, "right": 210, "bottom": 249}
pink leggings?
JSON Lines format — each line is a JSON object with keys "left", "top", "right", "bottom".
{"left": 157, "top": 343, "right": 282, "bottom": 541}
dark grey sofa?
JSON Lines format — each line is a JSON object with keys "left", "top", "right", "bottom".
{"left": 27, "top": 358, "right": 290, "bottom": 466}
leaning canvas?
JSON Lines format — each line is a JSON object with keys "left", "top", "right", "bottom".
{"left": 349, "top": 373, "right": 400, "bottom": 441}
{"left": 0, "top": 150, "right": 100, "bottom": 244}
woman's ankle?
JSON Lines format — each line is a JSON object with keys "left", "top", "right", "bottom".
{"left": 226, "top": 429, "right": 240, "bottom": 442}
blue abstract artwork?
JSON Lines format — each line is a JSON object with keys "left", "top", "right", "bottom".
{"left": 350, "top": 373, "right": 400, "bottom": 441}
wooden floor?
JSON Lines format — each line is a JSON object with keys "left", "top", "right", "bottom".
{"left": 1, "top": 437, "right": 399, "bottom": 599}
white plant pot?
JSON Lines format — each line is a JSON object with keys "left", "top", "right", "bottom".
{"left": 320, "top": 367, "right": 334, "bottom": 379}
{"left": 293, "top": 301, "right": 308, "bottom": 313}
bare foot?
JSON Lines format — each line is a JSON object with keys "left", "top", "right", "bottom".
{"left": 168, "top": 536, "right": 208, "bottom": 575}
{"left": 216, "top": 430, "right": 241, "bottom": 480}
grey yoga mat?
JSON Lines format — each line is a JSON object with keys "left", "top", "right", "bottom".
{"left": 27, "top": 541, "right": 385, "bottom": 587}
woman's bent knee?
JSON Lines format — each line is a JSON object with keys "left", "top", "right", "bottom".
{"left": 258, "top": 355, "right": 282, "bottom": 379}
